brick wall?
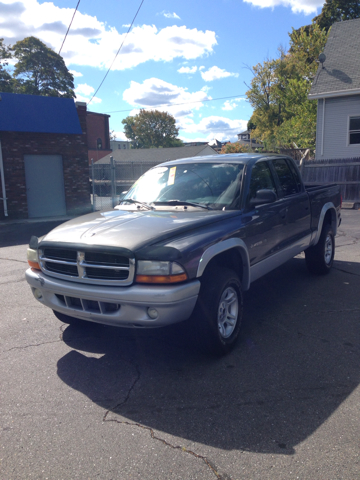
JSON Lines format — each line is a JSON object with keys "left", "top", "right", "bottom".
{"left": 0, "top": 107, "right": 91, "bottom": 219}
{"left": 86, "top": 111, "right": 110, "bottom": 151}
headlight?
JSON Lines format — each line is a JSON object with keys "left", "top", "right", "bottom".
{"left": 27, "top": 248, "right": 41, "bottom": 270}
{"left": 136, "top": 260, "right": 187, "bottom": 284}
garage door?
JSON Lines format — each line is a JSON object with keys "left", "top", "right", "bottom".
{"left": 24, "top": 155, "right": 66, "bottom": 218}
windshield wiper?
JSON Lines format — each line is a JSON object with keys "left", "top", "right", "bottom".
{"left": 153, "top": 200, "right": 213, "bottom": 210}
{"left": 119, "top": 198, "right": 154, "bottom": 210}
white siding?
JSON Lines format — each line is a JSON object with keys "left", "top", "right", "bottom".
{"left": 316, "top": 95, "right": 360, "bottom": 159}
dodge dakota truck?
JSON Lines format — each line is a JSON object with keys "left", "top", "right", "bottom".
{"left": 26, "top": 154, "right": 341, "bottom": 355}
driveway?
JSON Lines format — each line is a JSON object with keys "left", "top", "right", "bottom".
{"left": 0, "top": 210, "right": 359, "bottom": 479}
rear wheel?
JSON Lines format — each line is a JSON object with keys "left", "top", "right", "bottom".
{"left": 305, "top": 224, "right": 335, "bottom": 275}
{"left": 193, "top": 267, "right": 243, "bottom": 355}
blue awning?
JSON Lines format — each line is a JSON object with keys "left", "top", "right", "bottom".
{"left": 0, "top": 92, "right": 83, "bottom": 134}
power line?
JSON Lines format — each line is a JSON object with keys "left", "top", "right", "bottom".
{"left": 105, "top": 94, "right": 247, "bottom": 114}
{"left": 59, "top": 0, "right": 80, "bottom": 55}
{"left": 87, "top": 0, "right": 145, "bottom": 106}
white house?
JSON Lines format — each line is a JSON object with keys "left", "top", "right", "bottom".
{"left": 308, "top": 18, "right": 360, "bottom": 160}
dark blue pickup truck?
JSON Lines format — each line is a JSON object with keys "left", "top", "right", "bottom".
{"left": 26, "top": 154, "right": 341, "bottom": 354}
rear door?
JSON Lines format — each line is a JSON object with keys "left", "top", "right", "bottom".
{"left": 270, "top": 158, "right": 311, "bottom": 249}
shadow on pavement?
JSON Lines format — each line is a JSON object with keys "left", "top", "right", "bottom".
{"left": 56, "top": 256, "right": 360, "bottom": 454}
{"left": 0, "top": 220, "right": 68, "bottom": 247}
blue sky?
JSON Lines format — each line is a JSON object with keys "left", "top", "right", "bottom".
{"left": 1, "top": 0, "right": 324, "bottom": 142}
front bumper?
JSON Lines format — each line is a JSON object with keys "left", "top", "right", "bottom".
{"left": 26, "top": 268, "right": 200, "bottom": 328}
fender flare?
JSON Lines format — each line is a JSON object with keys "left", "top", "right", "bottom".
{"left": 196, "top": 238, "right": 251, "bottom": 291}
{"left": 311, "top": 202, "right": 337, "bottom": 247}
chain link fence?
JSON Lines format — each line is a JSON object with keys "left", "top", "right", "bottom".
{"left": 90, "top": 157, "right": 161, "bottom": 211}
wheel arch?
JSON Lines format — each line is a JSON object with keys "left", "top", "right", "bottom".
{"left": 312, "top": 202, "right": 337, "bottom": 246}
{"left": 196, "top": 238, "right": 251, "bottom": 291}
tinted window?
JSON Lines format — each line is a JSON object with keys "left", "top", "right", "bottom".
{"left": 287, "top": 160, "right": 302, "bottom": 192}
{"left": 248, "top": 162, "right": 276, "bottom": 203}
{"left": 124, "top": 163, "right": 244, "bottom": 210}
{"left": 272, "top": 159, "right": 298, "bottom": 196}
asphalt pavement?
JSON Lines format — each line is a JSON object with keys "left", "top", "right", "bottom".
{"left": 0, "top": 209, "right": 359, "bottom": 479}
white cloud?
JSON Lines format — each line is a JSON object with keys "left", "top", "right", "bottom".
{"left": 122, "top": 78, "right": 210, "bottom": 118}
{"left": 110, "top": 131, "right": 128, "bottom": 141}
{"left": 75, "top": 83, "right": 95, "bottom": 96}
{"left": 178, "top": 116, "right": 248, "bottom": 142}
{"left": 178, "top": 66, "right": 198, "bottom": 74}
{"left": 162, "top": 11, "right": 181, "bottom": 19}
{"left": 75, "top": 84, "right": 101, "bottom": 104}
{"left": 243, "top": 0, "right": 322, "bottom": 15}
{"left": 0, "top": 1, "right": 216, "bottom": 70}
{"left": 200, "top": 66, "right": 239, "bottom": 82}
{"left": 69, "top": 70, "right": 83, "bottom": 77}
{"left": 222, "top": 98, "right": 245, "bottom": 111}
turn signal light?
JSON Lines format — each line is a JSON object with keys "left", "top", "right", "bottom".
{"left": 136, "top": 273, "right": 188, "bottom": 284}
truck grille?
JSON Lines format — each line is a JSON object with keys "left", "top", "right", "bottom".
{"left": 39, "top": 248, "right": 135, "bottom": 286}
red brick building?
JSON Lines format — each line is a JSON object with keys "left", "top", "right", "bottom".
{"left": 0, "top": 92, "right": 91, "bottom": 219}
{"left": 76, "top": 102, "right": 112, "bottom": 164}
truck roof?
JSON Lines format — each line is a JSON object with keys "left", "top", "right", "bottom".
{"left": 159, "top": 153, "right": 292, "bottom": 169}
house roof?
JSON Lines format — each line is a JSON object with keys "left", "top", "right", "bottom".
{"left": 309, "top": 18, "right": 360, "bottom": 100}
{"left": 95, "top": 145, "right": 218, "bottom": 164}
{"left": 0, "top": 92, "right": 83, "bottom": 134}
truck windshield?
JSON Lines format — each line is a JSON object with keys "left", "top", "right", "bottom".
{"left": 123, "top": 163, "right": 244, "bottom": 210}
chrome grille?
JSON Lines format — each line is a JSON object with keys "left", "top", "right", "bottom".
{"left": 39, "top": 247, "right": 135, "bottom": 285}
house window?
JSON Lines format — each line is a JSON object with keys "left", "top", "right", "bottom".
{"left": 118, "top": 144, "right": 121, "bottom": 149}
{"left": 97, "top": 138, "right": 102, "bottom": 149}
{"left": 349, "top": 116, "right": 360, "bottom": 145}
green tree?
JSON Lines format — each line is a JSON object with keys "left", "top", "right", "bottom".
{"left": 122, "top": 109, "right": 183, "bottom": 149}
{"left": 12, "top": 36, "right": 75, "bottom": 98}
{"left": 246, "top": 24, "right": 328, "bottom": 150}
{"left": 0, "top": 38, "right": 13, "bottom": 92}
{"left": 314, "top": 0, "right": 360, "bottom": 31}
{"left": 220, "top": 142, "right": 250, "bottom": 154}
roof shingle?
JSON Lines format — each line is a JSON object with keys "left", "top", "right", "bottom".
{"left": 309, "top": 18, "right": 360, "bottom": 99}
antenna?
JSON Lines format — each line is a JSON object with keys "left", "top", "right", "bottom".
{"left": 319, "top": 53, "right": 326, "bottom": 69}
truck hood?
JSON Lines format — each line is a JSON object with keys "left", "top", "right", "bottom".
{"left": 40, "top": 208, "right": 239, "bottom": 252}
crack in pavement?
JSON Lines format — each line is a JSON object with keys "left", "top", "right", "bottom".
{"left": 2, "top": 338, "right": 61, "bottom": 354}
{"left": 333, "top": 266, "right": 360, "bottom": 277}
{"left": 0, "top": 256, "right": 28, "bottom": 264}
{"left": 0, "top": 277, "right": 26, "bottom": 285}
{"left": 102, "top": 365, "right": 229, "bottom": 480}
{"left": 103, "top": 418, "right": 227, "bottom": 479}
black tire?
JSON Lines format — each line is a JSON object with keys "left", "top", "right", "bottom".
{"left": 192, "top": 267, "right": 243, "bottom": 356}
{"left": 53, "top": 310, "right": 84, "bottom": 325}
{"left": 305, "top": 223, "right": 335, "bottom": 275}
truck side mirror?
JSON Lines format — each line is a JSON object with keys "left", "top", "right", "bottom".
{"left": 249, "top": 189, "right": 277, "bottom": 207}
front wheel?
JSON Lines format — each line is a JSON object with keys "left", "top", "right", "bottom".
{"left": 305, "top": 224, "right": 335, "bottom": 275}
{"left": 193, "top": 267, "right": 243, "bottom": 355}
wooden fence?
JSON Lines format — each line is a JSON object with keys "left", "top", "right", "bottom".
{"left": 297, "top": 157, "right": 360, "bottom": 203}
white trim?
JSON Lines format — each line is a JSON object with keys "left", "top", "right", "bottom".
{"left": 347, "top": 114, "right": 360, "bottom": 147}
{"left": 308, "top": 88, "right": 360, "bottom": 100}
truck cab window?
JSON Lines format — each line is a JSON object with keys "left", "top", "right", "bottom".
{"left": 272, "top": 159, "right": 298, "bottom": 196}
{"left": 248, "top": 162, "right": 276, "bottom": 204}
